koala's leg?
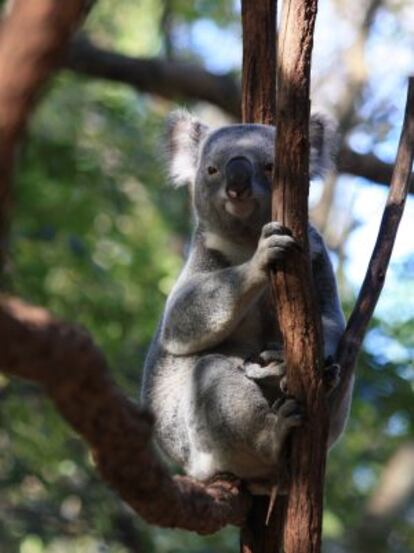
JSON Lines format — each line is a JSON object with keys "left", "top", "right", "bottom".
{"left": 185, "top": 354, "right": 303, "bottom": 481}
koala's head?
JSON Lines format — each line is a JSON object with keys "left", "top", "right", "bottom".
{"left": 166, "top": 109, "right": 334, "bottom": 242}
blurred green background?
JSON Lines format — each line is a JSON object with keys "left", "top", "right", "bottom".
{"left": 1, "top": 0, "right": 413, "bottom": 552}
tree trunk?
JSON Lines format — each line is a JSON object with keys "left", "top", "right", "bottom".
{"left": 241, "top": 0, "right": 276, "bottom": 125}
{"left": 240, "top": 1, "right": 327, "bottom": 552}
{"left": 272, "top": 2, "right": 327, "bottom": 552}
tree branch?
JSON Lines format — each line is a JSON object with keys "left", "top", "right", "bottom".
{"left": 337, "top": 145, "right": 414, "bottom": 193}
{"left": 0, "top": 295, "right": 251, "bottom": 534}
{"left": 65, "top": 34, "right": 241, "bottom": 119}
{"left": 0, "top": 0, "right": 93, "bottom": 275}
{"left": 63, "top": 36, "right": 414, "bottom": 196}
{"left": 336, "top": 77, "right": 414, "bottom": 394}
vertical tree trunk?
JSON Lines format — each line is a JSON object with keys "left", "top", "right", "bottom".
{"left": 241, "top": 1, "right": 326, "bottom": 552}
{"left": 272, "top": 2, "right": 327, "bottom": 553}
{"left": 241, "top": 0, "right": 277, "bottom": 125}
{"left": 240, "top": 2, "right": 280, "bottom": 551}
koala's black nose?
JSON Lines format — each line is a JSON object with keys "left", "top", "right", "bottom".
{"left": 225, "top": 157, "right": 253, "bottom": 199}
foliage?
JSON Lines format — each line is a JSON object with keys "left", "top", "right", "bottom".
{"left": 0, "top": 0, "right": 413, "bottom": 552}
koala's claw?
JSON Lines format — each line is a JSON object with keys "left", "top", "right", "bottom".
{"left": 258, "top": 348, "right": 284, "bottom": 366}
{"left": 205, "top": 473, "right": 242, "bottom": 499}
{"left": 254, "top": 222, "right": 301, "bottom": 272}
{"left": 262, "top": 221, "right": 293, "bottom": 238}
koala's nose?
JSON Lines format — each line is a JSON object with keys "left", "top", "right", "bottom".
{"left": 225, "top": 157, "right": 253, "bottom": 199}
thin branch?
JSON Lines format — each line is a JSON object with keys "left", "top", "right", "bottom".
{"left": 0, "top": 295, "right": 251, "bottom": 534}
{"left": 336, "top": 77, "right": 414, "bottom": 391}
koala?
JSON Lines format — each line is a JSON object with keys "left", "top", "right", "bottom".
{"left": 141, "top": 110, "right": 353, "bottom": 492}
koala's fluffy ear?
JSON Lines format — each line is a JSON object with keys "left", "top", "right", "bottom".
{"left": 165, "top": 109, "right": 210, "bottom": 187}
{"left": 309, "top": 113, "right": 337, "bottom": 179}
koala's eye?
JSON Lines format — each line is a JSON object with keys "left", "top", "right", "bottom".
{"left": 264, "top": 163, "right": 273, "bottom": 174}
{"left": 207, "top": 165, "right": 218, "bottom": 176}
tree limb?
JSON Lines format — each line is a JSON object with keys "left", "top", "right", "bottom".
{"left": 337, "top": 145, "right": 414, "bottom": 193}
{"left": 0, "top": 295, "right": 251, "bottom": 534}
{"left": 65, "top": 34, "right": 241, "bottom": 119}
{"left": 0, "top": 0, "right": 94, "bottom": 274}
{"left": 63, "top": 36, "right": 414, "bottom": 197}
{"left": 335, "top": 77, "right": 414, "bottom": 395}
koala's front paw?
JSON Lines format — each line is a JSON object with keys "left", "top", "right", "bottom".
{"left": 252, "top": 222, "right": 300, "bottom": 273}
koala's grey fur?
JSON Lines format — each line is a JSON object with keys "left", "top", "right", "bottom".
{"left": 141, "top": 110, "right": 353, "bottom": 490}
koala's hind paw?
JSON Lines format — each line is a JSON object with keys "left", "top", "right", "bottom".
{"left": 272, "top": 396, "right": 304, "bottom": 431}
{"left": 205, "top": 473, "right": 243, "bottom": 501}
{"left": 244, "top": 349, "right": 286, "bottom": 387}
{"left": 258, "top": 347, "right": 285, "bottom": 366}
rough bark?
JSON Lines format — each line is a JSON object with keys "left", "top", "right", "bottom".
{"left": 271, "top": 2, "right": 328, "bottom": 553}
{"left": 240, "top": 3, "right": 282, "bottom": 550}
{"left": 0, "top": 0, "right": 93, "bottom": 275}
{"left": 0, "top": 295, "right": 251, "bottom": 534}
{"left": 241, "top": 0, "right": 276, "bottom": 125}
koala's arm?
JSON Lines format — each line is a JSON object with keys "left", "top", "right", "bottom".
{"left": 310, "top": 227, "right": 345, "bottom": 360}
{"left": 160, "top": 262, "right": 265, "bottom": 355}
{"left": 161, "top": 223, "right": 296, "bottom": 355}
{"left": 310, "top": 226, "right": 353, "bottom": 445}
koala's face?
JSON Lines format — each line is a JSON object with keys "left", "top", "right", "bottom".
{"left": 166, "top": 110, "right": 332, "bottom": 242}
{"left": 194, "top": 124, "right": 275, "bottom": 240}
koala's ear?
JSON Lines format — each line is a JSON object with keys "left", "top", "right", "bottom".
{"left": 309, "top": 113, "right": 337, "bottom": 179}
{"left": 165, "top": 109, "right": 210, "bottom": 187}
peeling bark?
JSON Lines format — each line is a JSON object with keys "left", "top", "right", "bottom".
{"left": 271, "top": 2, "right": 328, "bottom": 553}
